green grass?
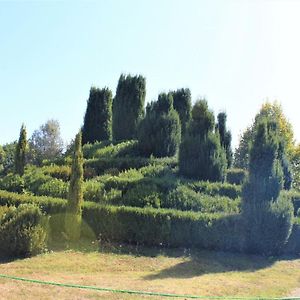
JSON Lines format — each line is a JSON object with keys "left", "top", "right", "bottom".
{"left": 0, "top": 241, "right": 299, "bottom": 300}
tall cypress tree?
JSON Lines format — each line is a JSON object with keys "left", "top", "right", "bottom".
{"left": 65, "top": 131, "right": 83, "bottom": 241}
{"left": 15, "top": 124, "right": 27, "bottom": 176}
{"left": 113, "top": 74, "right": 146, "bottom": 141}
{"left": 82, "top": 87, "right": 112, "bottom": 144}
{"left": 171, "top": 88, "right": 192, "bottom": 135}
{"left": 138, "top": 93, "right": 181, "bottom": 157}
{"left": 216, "top": 112, "right": 233, "bottom": 167}
{"left": 179, "top": 100, "right": 227, "bottom": 181}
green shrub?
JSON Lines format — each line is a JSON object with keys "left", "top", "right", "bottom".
{"left": 36, "top": 179, "right": 68, "bottom": 199}
{"left": 187, "top": 181, "right": 241, "bottom": 199}
{"left": 83, "top": 180, "right": 105, "bottom": 203}
{"left": 164, "top": 185, "right": 240, "bottom": 213}
{"left": 42, "top": 165, "right": 71, "bottom": 181}
{"left": 0, "top": 204, "right": 48, "bottom": 258}
{"left": 119, "top": 183, "right": 161, "bottom": 208}
{"left": 82, "top": 140, "right": 111, "bottom": 159}
{"left": 0, "top": 173, "right": 25, "bottom": 193}
{"left": 226, "top": 169, "right": 247, "bottom": 185}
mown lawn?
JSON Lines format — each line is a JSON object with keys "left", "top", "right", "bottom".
{"left": 0, "top": 241, "right": 299, "bottom": 300}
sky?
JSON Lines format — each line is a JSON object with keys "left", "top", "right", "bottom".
{"left": 1, "top": 0, "right": 300, "bottom": 149}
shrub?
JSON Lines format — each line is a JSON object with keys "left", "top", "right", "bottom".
{"left": 0, "top": 204, "right": 48, "bottom": 258}
{"left": 82, "top": 140, "right": 111, "bottom": 159}
{"left": 226, "top": 169, "right": 247, "bottom": 185}
{"left": 36, "top": 179, "right": 68, "bottom": 199}
{"left": 83, "top": 180, "right": 105, "bottom": 203}
{"left": 164, "top": 185, "right": 240, "bottom": 213}
{"left": 0, "top": 173, "right": 25, "bottom": 193}
{"left": 42, "top": 165, "right": 71, "bottom": 181}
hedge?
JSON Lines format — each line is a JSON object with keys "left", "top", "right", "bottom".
{"left": 0, "top": 190, "right": 298, "bottom": 254}
{"left": 226, "top": 169, "right": 247, "bottom": 185}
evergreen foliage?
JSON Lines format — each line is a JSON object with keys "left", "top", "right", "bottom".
{"left": 242, "top": 119, "right": 293, "bottom": 255}
{"left": 171, "top": 88, "right": 192, "bottom": 135}
{"left": 216, "top": 112, "right": 233, "bottom": 167}
{"left": 65, "top": 131, "right": 84, "bottom": 241}
{"left": 179, "top": 100, "right": 227, "bottom": 181}
{"left": 138, "top": 93, "right": 181, "bottom": 157}
{"left": 15, "top": 124, "right": 27, "bottom": 176}
{"left": 112, "top": 74, "right": 146, "bottom": 141}
{"left": 82, "top": 87, "right": 112, "bottom": 144}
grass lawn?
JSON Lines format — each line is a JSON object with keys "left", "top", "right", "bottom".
{"left": 0, "top": 241, "right": 299, "bottom": 300}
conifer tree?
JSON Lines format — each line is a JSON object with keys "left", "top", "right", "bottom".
{"left": 113, "top": 74, "right": 146, "bottom": 141}
{"left": 216, "top": 112, "right": 233, "bottom": 167}
{"left": 179, "top": 100, "right": 227, "bottom": 181}
{"left": 82, "top": 87, "right": 112, "bottom": 144}
{"left": 65, "top": 131, "right": 83, "bottom": 241}
{"left": 171, "top": 88, "right": 192, "bottom": 135}
{"left": 15, "top": 124, "right": 27, "bottom": 176}
{"left": 242, "top": 119, "right": 293, "bottom": 255}
{"left": 138, "top": 93, "right": 181, "bottom": 157}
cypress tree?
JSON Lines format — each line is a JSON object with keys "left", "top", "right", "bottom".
{"left": 113, "top": 74, "right": 146, "bottom": 141}
{"left": 138, "top": 93, "right": 181, "bottom": 157}
{"left": 82, "top": 87, "right": 112, "bottom": 144}
{"left": 242, "top": 119, "right": 293, "bottom": 255}
{"left": 179, "top": 100, "right": 227, "bottom": 181}
{"left": 171, "top": 88, "right": 192, "bottom": 135}
{"left": 216, "top": 112, "right": 233, "bottom": 167}
{"left": 15, "top": 124, "right": 27, "bottom": 176}
{"left": 65, "top": 131, "right": 83, "bottom": 241}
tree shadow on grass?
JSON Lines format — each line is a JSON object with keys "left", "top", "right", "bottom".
{"left": 143, "top": 249, "right": 278, "bottom": 280}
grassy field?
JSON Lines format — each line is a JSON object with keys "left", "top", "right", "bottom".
{"left": 0, "top": 241, "right": 299, "bottom": 300}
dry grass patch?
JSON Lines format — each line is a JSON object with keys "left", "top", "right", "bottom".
{"left": 0, "top": 243, "right": 299, "bottom": 299}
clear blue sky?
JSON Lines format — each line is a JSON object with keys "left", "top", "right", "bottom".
{"left": 1, "top": 0, "right": 300, "bottom": 149}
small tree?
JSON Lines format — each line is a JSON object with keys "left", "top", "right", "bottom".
{"left": 242, "top": 119, "right": 293, "bottom": 255}
{"left": 82, "top": 87, "right": 113, "bottom": 144}
{"left": 216, "top": 112, "right": 233, "bottom": 168}
{"left": 179, "top": 100, "right": 227, "bottom": 181}
{"left": 113, "top": 74, "right": 146, "bottom": 141}
{"left": 65, "top": 131, "right": 83, "bottom": 241}
{"left": 138, "top": 93, "right": 181, "bottom": 157}
{"left": 171, "top": 88, "right": 192, "bottom": 135}
{"left": 15, "top": 124, "right": 27, "bottom": 176}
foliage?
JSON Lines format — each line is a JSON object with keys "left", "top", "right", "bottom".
{"left": 171, "top": 88, "right": 192, "bottom": 135}
{"left": 82, "top": 87, "right": 113, "bottom": 144}
{"left": 0, "top": 173, "right": 25, "bottom": 193}
{"left": 164, "top": 185, "right": 240, "bottom": 213}
{"left": 138, "top": 93, "right": 181, "bottom": 157}
{"left": 36, "top": 178, "right": 68, "bottom": 199}
{"left": 226, "top": 168, "right": 247, "bottom": 185}
{"left": 1, "top": 141, "right": 17, "bottom": 174}
{"left": 15, "top": 124, "right": 27, "bottom": 176}
{"left": 216, "top": 112, "right": 233, "bottom": 168}
{"left": 0, "top": 204, "right": 48, "bottom": 258}
{"left": 113, "top": 74, "right": 146, "bottom": 141}
{"left": 42, "top": 164, "right": 71, "bottom": 181}
{"left": 65, "top": 132, "right": 83, "bottom": 241}
{"left": 179, "top": 99, "right": 227, "bottom": 181}
{"left": 28, "top": 119, "right": 64, "bottom": 165}
{"left": 242, "top": 119, "right": 293, "bottom": 255}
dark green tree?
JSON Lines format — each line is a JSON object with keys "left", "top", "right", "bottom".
{"left": 15, "top": 124, "right": 27, "bottom": 176}
{"left": 171, "top": 88, "right": 192, "bottom": 135}
{"left": 112, "top": 74, "right": 146, "bottom": 141}
{"left": 242, "top": 119, "right": 293, "bottom": 255}
{"left": 138, "top": 93, "right": 181, "bottom": 157}
{"left": 216, "top": 112, "right": 233, "bottom": 167}
{"left": 65, "top": 131, "right": 83, "bottom": 241}
{"left": 179, "top": 100, "right": 227, "bottom": 181}
{"left": 82, "top": 87, "right": 112, "bottom": 144}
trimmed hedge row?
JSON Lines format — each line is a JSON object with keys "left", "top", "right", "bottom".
{"left": 226, "top": 168, "right": 247, "bottom": 185}
{"left": 85, "top": 157, "right": 177, "bottom": 176}
{"left": 0, "top": 190, "right": 298, "bottom": 254}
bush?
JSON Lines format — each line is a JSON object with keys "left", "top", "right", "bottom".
{"left": 0, "top": 173, "right": 25, "bottom": 193}
{"left": 226, "top": 169, "right": 247, "bottom": 185}
{"left": 36, "top": 179, "right": 68, "bottom": 199}
{"left": 83, "top": 180, "right": 105, "bottom": 203}
{"left": 42, "top": 165, "right": 71, "bottom": 181}
{"left": 164, "top": 185, "right": 240, "bottom": 213}
{"left": 187, "top": 181, "right": 241, "bottom": 199}
{"left": 82, "top": 140, "right": 111, "bottom": 159}
{"left": 0, "top": 204, "right": 48, "bottom": 258}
